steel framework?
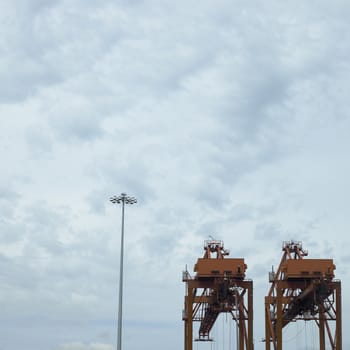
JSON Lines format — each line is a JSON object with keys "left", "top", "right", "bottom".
{"left": 265, "top": 240, "right": 342, "bottom": 350}
{"left": 183, "top": 240, "right": 253, "bottom": 350}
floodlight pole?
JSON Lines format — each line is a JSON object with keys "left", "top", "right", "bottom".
{"left": 110, "top": 193, "right": 137, "bottom": 350}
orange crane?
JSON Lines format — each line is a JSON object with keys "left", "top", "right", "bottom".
{"left": 183, "top": 239, "right": 253, "bottom": 350}
{"left": 264, "top": 240, "right": 342, "bottom": 350}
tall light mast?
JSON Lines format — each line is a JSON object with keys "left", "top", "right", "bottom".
{"left": 110, "top": 193, "right": 137, "bottom": 350}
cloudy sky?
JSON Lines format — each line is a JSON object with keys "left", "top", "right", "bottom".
{"left": 1, "top": 0, "right": 350, "bottom": 349}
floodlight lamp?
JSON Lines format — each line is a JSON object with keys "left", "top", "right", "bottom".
{"left": 110, "top": 193, "right": 137, "bottom": 205}
{"left": 129, "top": 197, "right": 137, "bottom": 204}
{"left": 110, "top": 196, "right": 122, "bottom": 204}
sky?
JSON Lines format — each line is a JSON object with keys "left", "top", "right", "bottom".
{"left": 1, "top": 0, "right": 350, "bottom": 349}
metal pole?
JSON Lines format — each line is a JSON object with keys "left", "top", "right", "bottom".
{"left": 235, "top": 286, "right": 239, "bottom": 350}
{"left": 110, "top": 193, "right": 137, "bottom": 350}
{"left": 117, "top": 199, "right": 125, "bottom": 350}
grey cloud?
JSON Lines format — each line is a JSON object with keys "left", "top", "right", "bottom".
{"left": 2, "top": 1, "right": 350, "bottom": 349}
{"left": 16, "top": 0, "right": 61, "bottom": 15}
{"left": 55, "top": 343, "right": 114, "bottom": 350}
{"left": 0, "top": 60, "right": 61, "bottom": 103}
{"left": 0, "top": 2, "right": 63, "bottom": 102}
{"left": 0, "top": 1, "right": 123, "bottom": 103}
{"left": 88, "top": 156, "right": 155, "bottom": 205}
{"left": 0, "top": 254, "right": 39, "bottom": 289}
{"left": 229, "top": 203, "right": 266, "bottom": 223}
{"left": 0, "top": 187, "right": 19, "bottom": 202}
{"left": 0, "top": 187, "right": 21, "bottom": 240}
{"left": 0, "top": 203, "right": 120, "bottom": 331}
{"left": 43, "top": 92, "right": 110, "bottom": 142}
{"left": 49, "top": 115, "right": 105, "bottom": 142}
{"left": 86, "top": 190, "right": 109, "bottom": 215}
{"left": 254, "top": 222, "right": 283, "bottom": 241}
{"left": 25, "top": 125, "right": 53, "bottom": 157}
{"left": 0, "top": 218, "right": 22, "bottom": 243}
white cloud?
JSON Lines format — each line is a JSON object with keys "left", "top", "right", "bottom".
{"left": 56, "top": 342, "right": 115, "bottom": 350}
{"left": 1, "top": 1, "right": 350, "bottom": 350}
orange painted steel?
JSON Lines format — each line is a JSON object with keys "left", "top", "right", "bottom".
{"left": 183, "top": 240, "right": 253, "bottom": 350}
{"left": 283, "top": 259, "right": 335, "bottom": 279}
{"left": 264, "top": 241, "right": 342, "bottom": 350}
{"left": 194, "top": 258, "right": 247, "bottom": 277}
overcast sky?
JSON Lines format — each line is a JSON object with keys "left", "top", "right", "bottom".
{"left": 1, "top": 1, "right": 350, "bottom": 349}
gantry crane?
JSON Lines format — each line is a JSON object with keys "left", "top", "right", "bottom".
{"left": 265, "top": 240, "right": 342, "bottom": 350}
{"left": 183, "top": 239, "right": 253, "bottom": 350}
